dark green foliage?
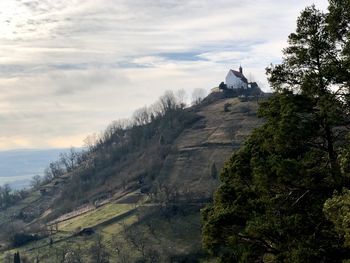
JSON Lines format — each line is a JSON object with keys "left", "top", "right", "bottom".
{"left": 202, "top": 93, "right": 348, "bottom": 262}
{"left": 223, "top": 103, "right": 230, "bottom": 112}
{"left": 13, "top": 251, "right": 20, "bottom": 263}
{"left": 202, "top": 3, "right": 350, "bottom": 262}
{"left": 328, "top": 0, "right": 350, "bottom": 47}
{"left": 49, "top": 237, "right": 53, "bottom": 247}
{"left": 324, "top": 189, "right": 350, "bottom": 248}
{"left": 327, "top": 0, "right": 350, "bottom": 109}
{"left": 219, "top": 82, "right": 227, "bottom": 90}
{"left": 13, "top": 233, "right": 39, "bottom": 247}
{"left": 0, "top": 185, "right": 28, "bottom": 210}
{"left": 159, "top": 134, "right": 165, "bottom": 145}
{"left": 211, "top": 163, "right": 218, "bottom": 179}
{"left": 223, "top": 87, "right": 261, "bottom": 99}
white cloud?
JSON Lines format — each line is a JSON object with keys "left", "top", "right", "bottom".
{"left": 0, "top": 0, "right": 329, "bottom": 149}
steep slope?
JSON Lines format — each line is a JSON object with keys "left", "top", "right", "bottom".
{"left": 158, "top": 97, "right": 263, "bottom": 197}
{"left": 0, "top": 93, "right": 266, "bottom": 261}
{"left": 40, "top": 94, "right": 264, "bottom": 219}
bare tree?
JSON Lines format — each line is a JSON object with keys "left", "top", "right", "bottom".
{"left": 45, "top": 161, "right": 65, "bottom": 180}
{"left": 1, "top": 219, "right": 25, "bottom": 245}
{"left": 43, "top": 167, "right": 54, "bottom": 182}
{"left": 133, "top": 106, "right": 151, "bottom": 126}
{"left": 83, "top": 133, "right": 98, "bottom": 151}
{"left": 89, "top": 233, "right": 110, "bottom": 263}
{"left": 175, "top": 89, "right": 187, "bottom": 109}
{"left": 103, "top": 119, "right": 131, "bottom": 142}
{"left": 111, "top": 234, "right": 131, "bottom": 263}
{"left": 30, "top": 175, "right": 42, "bottom": 190}
{"left": 158, "top": 90, "right": 178, "bottom": 113}
{"left": 59, "top": 147, "right": 79, "bottom": 172}
{"left": 191, "top": 88, "right": 207, "bottom": 105}
{"left": 64, "top": 244, "right": 86, "bottom": 263}
{"left": 148, "top": 102, "right": 161, "bottom": 119}
{"left": 52, "top": 243, "right": 70, "bottom": 263}
{"left": 122, "top": 223, "right": 147, "bottom": 259}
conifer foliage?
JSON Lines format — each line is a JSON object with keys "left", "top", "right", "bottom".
{"left": 202, "top": 3, "right": 350, "bottom": 262}
{"left": 13, "top": 252, "right": 21, "bottom": 263}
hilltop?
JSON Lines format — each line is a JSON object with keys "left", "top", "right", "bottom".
{"left": 0, "top": 91, "right": 266, "bottom": 262}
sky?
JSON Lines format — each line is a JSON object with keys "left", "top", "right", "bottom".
{"left": 0, "top": 0, "right": 329, "bottom": 150}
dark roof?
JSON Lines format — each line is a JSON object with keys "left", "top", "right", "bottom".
{"left": 230, "top": 70, "right": 248, "bottom": 83}
{"left": 77, "top": 228, "right": 95, "bottom": 236}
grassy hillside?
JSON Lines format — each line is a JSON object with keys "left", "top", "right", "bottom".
{"left": 158, "top": 96, "right": 263, "bottom": 198}
{"left": 0, "top": 91, "right": 265, "bottom": 262}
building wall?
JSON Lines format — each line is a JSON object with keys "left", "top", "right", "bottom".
{"left": 225, "top": 71, "right": 248, "bottom": 89}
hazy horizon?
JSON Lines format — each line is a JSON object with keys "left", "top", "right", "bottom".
{"left": 0, "top": 0, "right": 328, "bottom": 150}
{"left": 0, "top": 148, "right": 65, "bottom": 189}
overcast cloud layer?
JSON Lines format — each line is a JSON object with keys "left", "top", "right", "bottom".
{"left": 0, "top": 0, "right": 328, "bottom": 150}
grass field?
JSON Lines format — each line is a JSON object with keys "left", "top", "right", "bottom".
{"left": 58, "top": 203, "right": 135, "bottom": 232}
{"left": 0, "top": 203, "right": 207, "bottom": 262}
{"left": 0, "top": 202, "right": 137, "bottom": 262}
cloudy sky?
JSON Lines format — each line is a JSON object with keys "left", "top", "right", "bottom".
{"left": 0, "top": 0, "right": 328, "bottom": 150}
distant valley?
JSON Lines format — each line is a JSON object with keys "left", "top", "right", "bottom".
{"left": 0, "top": 149, "right": 65, "bottom": 189}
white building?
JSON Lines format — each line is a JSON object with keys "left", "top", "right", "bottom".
{"left": 225, "top": 66, "right": 248, "bottom": 89}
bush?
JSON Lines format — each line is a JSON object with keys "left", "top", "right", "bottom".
{"left": 13, "top": 233, "right": 39, "bottom": 247}
{"left": 224, "top": 103, "right": 231, "bottom": 112}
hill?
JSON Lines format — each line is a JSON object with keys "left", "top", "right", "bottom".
{"left": 0, "top": 91, "right": 266, "bottom": 262}
{"left": 157, "top": 94, "right": 263, "bottom": 198}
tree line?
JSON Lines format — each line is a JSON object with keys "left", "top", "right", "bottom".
{"left": 34, "top": 88, "right": 207, "bottom": 218}
{"left": 29, "top": 88, "right": 207, "bottom": 191}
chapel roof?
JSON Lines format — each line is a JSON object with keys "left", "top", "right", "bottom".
{"left": 230, "top": 69, "right": 248, "bottom": 83}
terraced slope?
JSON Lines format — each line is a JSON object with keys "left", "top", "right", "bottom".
{"left": 158, "top": 97, "right": 264, "bottom": 196}
{"left": 0, "top": 94, "right": 266, "bottom": 262}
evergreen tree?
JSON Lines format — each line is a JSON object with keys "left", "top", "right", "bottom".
{"left": 211, "top": 162, "right": 218, "bottom": 179}
{"left": 327, "top": 0, "right": 350, "bottom": 107}
{"left": 13, "top": 252, "right": 21, "bottom": 263}
{"left": 202, "top": 4, "right": 350, "bottom": 262}
{"left": 219, "top": 82, "right": 227, "bottom": 90}
{"left": 266, "top": 5, "right": 347, "bottom": 180}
